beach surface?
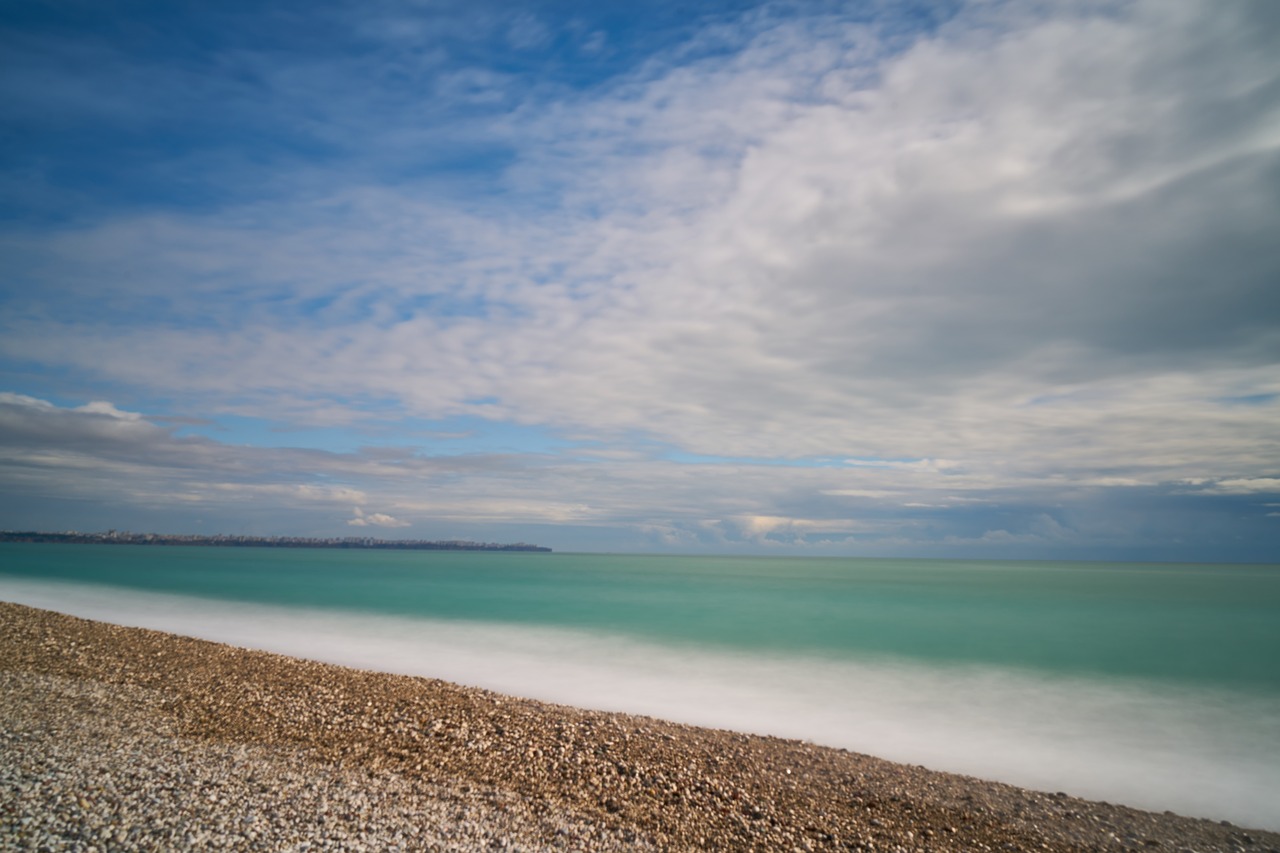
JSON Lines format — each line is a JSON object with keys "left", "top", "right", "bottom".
{"left": 1, "top": 602, "right": 1276, "bottom": 852}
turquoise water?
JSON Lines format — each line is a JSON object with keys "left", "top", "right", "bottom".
{"left": 2, "top": 544, "right": 1276, "bottom": 691}
{"left": 2, "top": 544, "right": 1279, "bottom": 828}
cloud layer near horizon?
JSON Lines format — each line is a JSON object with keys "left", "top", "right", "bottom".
{"left": 2, "top": 0, "right": 1278, "bottom": 557}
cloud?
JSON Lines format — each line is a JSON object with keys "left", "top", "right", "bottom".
{"left": 1, "top": 2, "right": 1278, "bottom": 558}
{"left": 0, "top": 393, "right": 1276, "bottom": 557}
{"left": 1202, "top": 479, "right": 1280, "bottom": 496}
{"left": 5, "top": 2, "right": 1276, "bottom": 470}
{"left": 347, "top": 507, "right": 411, "bottom": 528}
{"left": 505, "top": 13, "right": 551, "bottom": 52}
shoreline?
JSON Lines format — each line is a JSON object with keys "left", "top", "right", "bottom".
{"left": 2, "top": 602, "right": 1277, "bottom": 852}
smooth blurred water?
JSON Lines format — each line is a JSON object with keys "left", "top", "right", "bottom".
{"left": 2, "top": 544, "right": 1279, "bottom": 828}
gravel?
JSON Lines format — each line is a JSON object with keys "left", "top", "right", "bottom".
{"left": 2, "top": 602, "right": 1277, "bottom": 852}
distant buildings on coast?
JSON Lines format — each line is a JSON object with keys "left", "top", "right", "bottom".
{"left": 0, "top": 530, "right": 552, "bottom": 553}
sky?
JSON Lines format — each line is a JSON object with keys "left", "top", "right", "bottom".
{"left": 1, "top": 0, "right": 1278, "bottom": 560}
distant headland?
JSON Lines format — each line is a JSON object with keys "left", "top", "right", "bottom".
{"left": 0, "top": 530, "right": 552, "bottom": 553}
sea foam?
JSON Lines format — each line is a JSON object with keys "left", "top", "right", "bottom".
{"left": 2, "top": 576, "right": 1277, "bottom": 830}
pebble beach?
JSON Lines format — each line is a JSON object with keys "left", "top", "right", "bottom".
{"left": 2, "top": 601, "right": 1277, "bottom": 852}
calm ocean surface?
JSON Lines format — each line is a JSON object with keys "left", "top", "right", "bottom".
{"left": 2, "top": 544, "right": 1278, "bottom": 828}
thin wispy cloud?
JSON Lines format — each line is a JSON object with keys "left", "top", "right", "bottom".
{"left": 1, "top": 0, "right": 1277, "bottom": 558}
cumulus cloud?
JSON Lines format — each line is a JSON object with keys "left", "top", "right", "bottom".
{"left": 348, "top": 508, "right": 411, "bottom": 528}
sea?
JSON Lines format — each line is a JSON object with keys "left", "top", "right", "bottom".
{"left": 1, "top": 544, "right": 1278, "bottom": 830}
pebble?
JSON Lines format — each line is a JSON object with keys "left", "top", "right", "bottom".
{"left": 3, "top": 602, "right": 1279, "bottom": 852}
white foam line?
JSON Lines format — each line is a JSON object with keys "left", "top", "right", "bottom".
{"left": 3, "top": 577, "right": 1278, "bottom": 830}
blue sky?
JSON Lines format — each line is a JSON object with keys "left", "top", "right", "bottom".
{"left": 2, "top": 0, "right": 1279, "bottom": 559}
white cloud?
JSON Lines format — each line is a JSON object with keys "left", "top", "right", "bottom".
{"left": 75, "top": 401, "right": 144, "bottom": 421}
{"left": 6, "top": 2, "right": 1273, "bottom": 481}
{"left": 1, "top": 2, "right": 1278, "bottom": 556}
{"left": 0, "top": 391, "right": 1273, "bottom": 555}
{"left": 208, "top": 484, "right": 370, "bottom": 505}
{"left": 736, "top": 515, "right": 876, "bottom": 538}
{"left": 1204, "top": 479, "right": 1280, "bottom": 495}
{"left": 347, "top": 508, "right": 411, "bottom": 528}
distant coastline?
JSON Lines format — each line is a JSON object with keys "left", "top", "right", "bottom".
{"left": 0, "top": 530, "right": 551, "bottom": 553}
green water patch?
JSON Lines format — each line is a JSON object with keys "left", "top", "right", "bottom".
{"left": 2, "top": 544, "right": 1278, "bottom": 693}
